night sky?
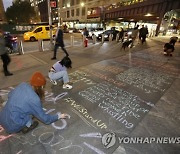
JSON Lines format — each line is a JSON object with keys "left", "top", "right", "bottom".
{"left": 3, "top": 0, "right": 12, "bottom": 11}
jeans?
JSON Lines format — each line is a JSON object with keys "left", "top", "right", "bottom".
{"left": 48, "top": 71, "right": 69, "bottom": 83}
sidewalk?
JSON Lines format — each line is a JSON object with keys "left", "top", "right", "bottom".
{"left": 0, "top": 36, "right": 180, "bottom": 154}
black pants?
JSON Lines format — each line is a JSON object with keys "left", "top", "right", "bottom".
{"left": 1, "top": 53, "right": 11, "bottom": 74}
{"left": 53, "top": 44, "right": 69, "bottom": 58}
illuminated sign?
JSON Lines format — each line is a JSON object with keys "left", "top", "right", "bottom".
{"left": 50, "top": 0, "right": 57, "bottom": 8}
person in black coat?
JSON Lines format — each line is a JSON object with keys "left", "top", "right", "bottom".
{"left": 0, "top": 27, "right": 13, "bottom": 76}
{"left": 139, "top": 25, "right": 148, "bottom": 44}
{"left": 51, "top": 26, "right": 69, "bottom": 60}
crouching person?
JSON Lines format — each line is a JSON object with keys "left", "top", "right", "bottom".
{"left": 48, "top": 56, "right": 72, "bottom": 89}
{"left": 0, "top": 72, "right": 68, "bottom": 134}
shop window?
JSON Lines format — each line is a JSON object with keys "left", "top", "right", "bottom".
{"left": 82, "top": 7, "right": 85, "bottom": 16}
{"left": 71, "top": 0, "right": 74, "bottom": 6}
{"left": 76, "top": 0, "right": 80, "bottom": 5}
{"left": 71, "top": 9, "right": 74, "bottom": 17}
{"left": 67, "top": 11, "right": 70, "bottom": 18}
{"left": 76, "top": 8, "right": 80, "bottom": 16}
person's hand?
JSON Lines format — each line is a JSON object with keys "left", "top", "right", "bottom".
{"left": 57, "top": 113, "right": 70, "bottom": 119}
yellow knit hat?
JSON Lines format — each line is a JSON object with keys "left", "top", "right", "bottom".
{"left": 30, "top": 72, "right": 46, "bottom": 87}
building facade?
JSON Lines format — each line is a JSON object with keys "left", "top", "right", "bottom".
{"left": 104, "top": 0, "right": 180, "bottom": 35}
{"left": 0, "top": 0, "right": 6, "bottom": 23}
{"left": 59, "top": 0, "right": 120, "bottom": 29}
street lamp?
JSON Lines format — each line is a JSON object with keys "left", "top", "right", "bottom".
{"left": 81, "top": 2, "right": 85, "bottom": 7}
{"left": 47, "top": 0, "right": 54, "bottom": 50}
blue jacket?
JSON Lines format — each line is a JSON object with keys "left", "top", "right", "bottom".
{"left": 0, "top": 82, "right": 58, "bottom": 133}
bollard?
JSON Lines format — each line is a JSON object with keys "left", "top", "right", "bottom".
{"left": 116, "top": 33, "right": 119, "bottom": 42}
{"left": 18, "top": 40, "right": 24, "bottom": 55}
{"left": 109, "top": 34, "right": 113, "bottom": 42}
{"left": 101, "top": 34, "right": 104, "bottom": 43}
{"left": 70, "top": 35, "right": 74, "bottom": 46}
{"left": 92, "top": 34, "right": 96, "bottom": 44}
{"left": 38, "top": 39, "right": 44, "bottom": 52}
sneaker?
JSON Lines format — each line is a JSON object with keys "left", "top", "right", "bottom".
{"left": 63, "top": 84, "right": 72, "bottom": 89}
{"left": 50, "top": 79, "right": 57, "bottom": 85}
{"left": 21, "top": 121, "right": 39, "bottom": 134}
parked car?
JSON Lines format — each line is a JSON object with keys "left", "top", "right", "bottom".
{"left": 97, "top": 30, "right": 119, "bottom": 41}
{"left": 89, "top": 28, "right": 105, "bottom": 38}
{"left": 68, "top": 28, "right": 81, "bottom": 33}
{"left": 23, "top": 26, "right": 56, "bottom": 41}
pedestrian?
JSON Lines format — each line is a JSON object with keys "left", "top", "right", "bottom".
{"left": 83, "top": 27, "right": 89, "bottom": 47}
{"left": 130, "top": 25, "right": 139, "bottom": 47}
{"left": 51, "top": 26, "right": 69, "bottom": 60}
{"left": 48, "top": 56, "right": 73, "bottom": 89}
{"left": 139, "top": 25, "right": 148, "bottom": 44}
{"left": 0, "top": 72, "right": 69, "bottom": 134}
{"left": 119, "top": 27, "right": 124, "bottom": 42}
{"left": 0, "top": 26, "right": 13, "bottom": 76}
{"left": 83, "top": 27, "right": 89, "bottom": 38}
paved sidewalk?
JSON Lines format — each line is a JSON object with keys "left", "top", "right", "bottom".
{"left": 0, "top": 36, "right": 180, "bottom": 154}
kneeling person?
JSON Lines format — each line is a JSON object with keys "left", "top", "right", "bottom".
{"left": 0, "top": 72, "right": 68, "bottom": 134}
{"left": 48, "top": 56, "right": 72, "bottom": 89}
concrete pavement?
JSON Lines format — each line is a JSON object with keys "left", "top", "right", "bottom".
{"left": 0, "top": 36, "right": 180, "bottom": 154}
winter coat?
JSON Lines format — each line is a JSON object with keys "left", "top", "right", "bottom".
{"left": 55, "top": 28, "right": 64, "bottom": 47}
{"left": 0, "top": 34, "right": 6, "bottom": 56}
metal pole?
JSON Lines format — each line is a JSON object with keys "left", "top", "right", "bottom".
{"left": 71, "top": 35, "right": 74, "bottom": 46}
{"left": 47, "top": 0, "right": 54, "bottom": 50}
{"left": 18, "top": 41, "right": 24, "bottom": 55}
{"left": 38, "top": 39, "right": 44, "bottom": 51}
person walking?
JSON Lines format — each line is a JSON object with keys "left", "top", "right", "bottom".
{"left": 119, "top": 27, "right": 124, "bottom": 42}
{"left": 51, "top": 26, "right": 69, "bottom": 60}
{"left": 49, "top": 56, "right": 73, "bottom": 89}
{"left": 139, "top": 25, "right": 148, "bottom": 44}
{"left": 0, "top": 26, "right": 13, "bottom": 76}
{"left": 0, "top": 72, "right": 69, "bottom": 134}
{"left": 130, "top": 25, "right": 139, "bottom": 47}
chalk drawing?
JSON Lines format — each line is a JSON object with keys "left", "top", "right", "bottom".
{"left": 16, "top": 150, "right": 22, "bottom": 154}
{"left": 60, "top": 144, "right": 84, "bottom": 154}
{"left": 45, "top": 92, "right": 68, "bottom": 104}
{"left": 64, "top": 98, "right": 107, "bottom": 129}
{"left": 69, "top": 71, "right": 96, "bottom": 85}
{"left": 45, "top": 109, "right": 55, "bottom": 114}
{"left": 80, "top": 132, "right": 102, "bottom": 138}
{"left": 83, "top": 142, "right": 105, "bottom": 154}
{"left": 39, "top": 132, "right": 54, "bottom": 144}
{"left": 31, "top": 126, "right": 84, "bottom": 153}
{"left": 78, "top": 82, "right": 153, "bottom": 129}
{"left": 71, "top": 108, "right": 96, "bottom": 129}
{"left": 80, "top": 68, "right": 125, "bottom": 87}
{"left": 52, "top": 119, "right": 67, "bottom": 130}
{"left": 117, "top": 67, "right": 172, "bottom": 93}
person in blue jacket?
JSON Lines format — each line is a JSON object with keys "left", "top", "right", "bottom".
{"left": 0, "top": 72, "right": 68, "bottom": 134}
